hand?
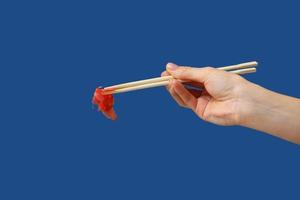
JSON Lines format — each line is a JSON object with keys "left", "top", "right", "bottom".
{"left": 162, "top": 62, "right": 300, "bottom": 144}
{"left": 161, "top": 63, "right": 252, "bottom": 126}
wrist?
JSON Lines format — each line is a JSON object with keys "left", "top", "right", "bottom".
{"left": 234, "top": 79, "right": 300, "bottom": 144}
{"left": 236, "top": 81, "right": 274, "bottom": 127}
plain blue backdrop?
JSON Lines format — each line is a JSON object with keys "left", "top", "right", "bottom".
{"left": 1, "top": 0, "right": 300, "bottom": 199}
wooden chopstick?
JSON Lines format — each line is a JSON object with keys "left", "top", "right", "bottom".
{"left": 230, "top": 67, "right": 256, "bottom": 75}
{"left": 102, "top": 66, "right": 257, "bottom": 95}
{"left": 106, "top": 80, "right": 170, "bottom": 94}
{"left": 104, "top": 61, "right": 257, "bottom": 91}
{"left": 105, "top": 76, "right": 172, "bottom": 91}
{"left": 217, "top": 61, "right": 257, "bottom": 71}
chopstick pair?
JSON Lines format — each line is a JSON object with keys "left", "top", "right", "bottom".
{"left": 102, "top": 61, "right": 258, "bottom": 95}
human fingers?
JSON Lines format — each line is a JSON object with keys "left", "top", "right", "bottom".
{"left": 172, "top": 80, "right": 197, "bottom": 110}
{"left": 161, "top": 70, "right": 170, "bottom": 77}
{"left": 166, "top": 63, "right": 215, "bottom": 84}
{"left": 194, "top": 93, "right": 211, "bottom": 120}
{"left": 168, "top": 80, "right": 188, "bottom": 108}
{"left": 162, "top": 70, "right": 202, "bottom": 97}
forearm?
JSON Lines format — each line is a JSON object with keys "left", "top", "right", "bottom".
{"left": 239, "top": 82, "right": 300, "bottom": 144}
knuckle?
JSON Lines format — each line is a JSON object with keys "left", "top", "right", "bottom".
{"left": 204, "top": 66, "right": 214, "bottom": 70}
{"left": 203, "top": 66, "right": 216, "bottom": 75}
{"left": 177, "top": 67, "right": 189, "bottom": 76}
{"left": 202, "top": 111, "right": 211, "bottom": 121}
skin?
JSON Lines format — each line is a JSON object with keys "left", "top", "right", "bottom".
{"left": 162, "top": 63, "right": 300, "bottom": 144}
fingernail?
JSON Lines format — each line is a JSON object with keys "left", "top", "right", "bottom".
{"left": 167, "top": 63, "right": 178, "bottom": 70}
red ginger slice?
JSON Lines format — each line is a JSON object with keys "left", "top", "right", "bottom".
{"left": 92, "top": 88, "right": 117, "bottom": 120}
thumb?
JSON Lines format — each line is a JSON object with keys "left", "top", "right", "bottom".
{"left": 166, "top": 63, "right": 214, "bottom": 83}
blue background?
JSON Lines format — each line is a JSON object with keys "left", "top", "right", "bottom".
{"left": 1, "top": 0, "right": 300, "bottom": 199}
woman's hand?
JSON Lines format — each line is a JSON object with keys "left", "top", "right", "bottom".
{"left": 162, "top": 62, "right": 300, "bottom": 144}
{"left": 161, "top": 63, "right": 251, "bottom": 126}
